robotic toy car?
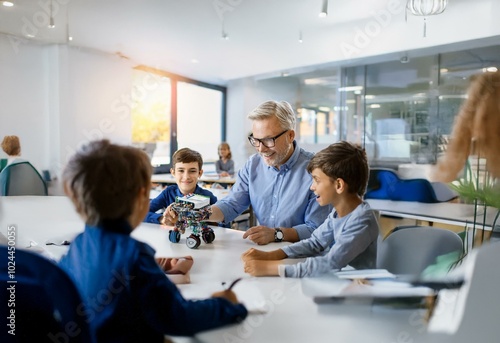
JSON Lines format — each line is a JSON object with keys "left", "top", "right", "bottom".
{"left": 169, "top": 194, "right": 215, "bottom": 249}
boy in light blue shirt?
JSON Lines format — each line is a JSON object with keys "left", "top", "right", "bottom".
{"left": 242, "top": 141, "right": 379, "bottom": 277}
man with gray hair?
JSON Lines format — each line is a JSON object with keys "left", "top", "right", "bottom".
{"left": 207, "top": 100, "right": 331, "bottom": 244}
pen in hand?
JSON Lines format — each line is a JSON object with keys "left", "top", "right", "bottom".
{"left": 222, "top": 277, "right": 243, "bottom": 291}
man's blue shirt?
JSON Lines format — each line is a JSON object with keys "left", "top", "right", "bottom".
{"left": 145, "top": 184, "right": 217, "bottom": 223}
{"left": 216, "top": 141, "right": 332, "bottom": 240}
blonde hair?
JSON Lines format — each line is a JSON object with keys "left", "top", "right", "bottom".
{"left": 1, "top": 135, "right": 21, "bottom": 156}
{"left": 218, "top": 142, "right": 232, "bottom": 160}
{"left": 432, "top": 71, "right": 500, "bottom": 182}
{"left": 63, "top": 140, "right": 152, "bottom": 226}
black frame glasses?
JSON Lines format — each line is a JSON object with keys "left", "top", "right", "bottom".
{"left": 247, "top": 130, "right": 288, "bottom": 148}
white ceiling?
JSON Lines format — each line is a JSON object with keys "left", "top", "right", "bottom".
{"left": 0, "top": 0, "right": 485, "bottom": 85}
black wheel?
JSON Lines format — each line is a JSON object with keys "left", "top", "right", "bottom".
{"left": 169, "top": 230, "right": 181, "bottom": 243}
{"left": 186, "top": 234, "right": 201, "bottom": 249}
{"left": 202, "top": 229, "right": 215, "bottom": 244}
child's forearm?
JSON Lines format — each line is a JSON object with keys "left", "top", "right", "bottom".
{"left": 244, "top": 260, "right": 281, "bottom": 277}
{"left": 209, "top": 205, "right": 224, "bottom": 222}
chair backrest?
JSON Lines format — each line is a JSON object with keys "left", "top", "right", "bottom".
{"left": 427, "top": 242, "right": 500, "bottom": 342}
{"left": 365, "top": 168, "right": 440, "bottom": 203}
{"left": 0, "top": 246, "right": 94, "bottom": 342}
{"left": 0, "top": 161, "right": 48, "bottom": 196}
{"left": 377, "top": 226, "right": 463, "bottom": 275}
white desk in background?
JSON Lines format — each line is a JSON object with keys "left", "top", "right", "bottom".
{"left": 152, "top": 173, "right": 236, "bottom": 186}
{"left": 366, "top": 199, "right": 498, "bottom": 230}
{"left": 1, "top": 196, "right": 470, "bottom": 343}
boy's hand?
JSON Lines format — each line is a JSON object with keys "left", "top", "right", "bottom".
{"left": 244, "top": 260, "right": 280, "bottom": 277}
{"left": 211, "top": 290, "right": 239, "bottom": 304}
{"left": 242, "top": 226, "right": 274, "bottom": 245}
{"left": 241, "top": 248, "right": 287, "bottom": 262}
{"left": 161, "top": 204, "right": 178, "bottom": 225}
{"left": 241, "top": 248, "right": 270, "bottom": 262}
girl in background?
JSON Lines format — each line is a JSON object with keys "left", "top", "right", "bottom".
{"left": 216, "top": 142, "right": 234, "bottom": 177}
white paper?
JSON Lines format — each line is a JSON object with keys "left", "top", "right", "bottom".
{"left": 177, "top": 278, "right": 268, "bottom": 314}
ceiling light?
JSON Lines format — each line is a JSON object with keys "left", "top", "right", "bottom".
{"left": 221, "top": 20, "right": 229, "bottom": 40}
{"left": 318, "top": 106, "right": 330, "bottom": 112}
{"left": 338, "top": 86, "right": 363, "bottom": 92}
{"left": 486, "top": 66, "right": 498, "bottom": 73}
{"left": 406, "top": 0, "right": 448, "bottom": 37}
{"left": 298, "top": 31, "right": 303, "bottom": 43}
{"left": 319, "top": 0, "right": 328, "bottom": 17}
{"left": 191, "top": 59, "right": 199, "bottom": 64}
{"left": 369, "top": 104, "right": 381, "bottom": 109}
{"left": 68, "top": 36, "right": 73, "bottom": 41}
{"left": 48, "top": 0, "right": 55, "bottom": 28}
{"left": 2, "top": 1, "right": 14, "bottom": 7}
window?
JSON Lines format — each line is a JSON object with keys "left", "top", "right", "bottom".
{"left": 131, "top": 67, "right": 226, "bottom": 170}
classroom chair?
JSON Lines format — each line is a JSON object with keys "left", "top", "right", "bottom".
{"left": 377, "top": 226, "right": 463, "bottom": 275}
{"left": 427, "top": 241, "right": 500, "bottom": 343}
{"left": 0, "top": 246, "right": 94, "bottom": 342}
{"left": 366, "top": 168, "right": 457, "bottom": 203}
{"left": 0, "top": 161, "right": 48, "bottom": 196}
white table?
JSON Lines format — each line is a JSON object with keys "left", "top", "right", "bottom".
{"left": 152, "top": 173, "right": 236, "bottom": 185}
{"left": 0, "top": 196, "right": 460, "bottom": 343}
{"left": 366, "top": 199, "right": 498, "bottom": 230}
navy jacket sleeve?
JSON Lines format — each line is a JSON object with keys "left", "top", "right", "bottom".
{"left": 135, "top": 248, "right": 247, "bottom": 336}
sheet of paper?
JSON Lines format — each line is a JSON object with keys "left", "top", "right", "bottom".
{"left": 334, "top": 269, "right": 396, "bottom": 280}
{"left": 177, "top": 278, "right": 268, "bottom": 314}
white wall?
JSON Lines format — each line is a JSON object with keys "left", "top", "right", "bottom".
{"left": 0, "top": 35, "right": 50, "bottom": 171}
{"left": 0, "top": 36, "right": 134, "bottom": 178}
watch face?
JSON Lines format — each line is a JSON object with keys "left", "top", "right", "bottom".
{"left": 276, "top": 231, "right": 283, "bottom": 240}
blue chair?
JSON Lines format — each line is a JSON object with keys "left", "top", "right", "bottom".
{"left": 0, "top": 161, "right": 48, "bottom": 196}
{"left": 366, "top": 168, "right": 457, "bottom": 203}
{"left": 0, "top": 246, "right": 94, "bottom": 342}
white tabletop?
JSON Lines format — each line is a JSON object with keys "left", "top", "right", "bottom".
{"left": 366, "top": 199, "right": 498, "bottom": 229}
{"left": 0, "top": 196, "right": 455, "bottom": 343}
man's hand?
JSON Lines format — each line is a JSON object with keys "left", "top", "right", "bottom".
{"left": 243, "top": 260, "right": 280, "bottom": 277}
{"left": 242, "top": 225, "right": 275, "bottom": 245}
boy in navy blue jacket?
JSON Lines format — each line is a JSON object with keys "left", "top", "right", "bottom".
{"left": 59, "top": 140, "right": 247, "bottom": 342}
{"left": 145, "top": 147, "right": 217, "bottom": 224}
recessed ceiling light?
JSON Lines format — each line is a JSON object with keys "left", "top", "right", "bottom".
{"left": 2, "top": 1, "right": 14, "bottom": 7}
{"left": 26, "top": 34, "right": 35, "bottom": 38}
{"left": 486, "top": 66, "right": 498, "bottom": 72}
{"left": 68, "top": 36, "right": 73, "bottom": 41}
{"left": 191, "top": 59, "right": 199, "bottom": 64}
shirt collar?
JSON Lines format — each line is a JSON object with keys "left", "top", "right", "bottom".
{"left": 88, "top": 218, "right": 133, "bottom": 235}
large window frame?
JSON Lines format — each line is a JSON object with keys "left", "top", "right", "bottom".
{"left": 133, "top": 66, "right": 227, "bottom": 171}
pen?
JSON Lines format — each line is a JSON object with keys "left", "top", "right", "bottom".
{"left": 222, "top": 277, "right": 242, "bottom": 291}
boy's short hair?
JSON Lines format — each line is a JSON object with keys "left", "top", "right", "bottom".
{"left": 172, "top": 148, "right": 203, "bottom": 170}
{"left": 63, "top": 139, "right": 152, "bottom": 226}
{"left": 1, "top": 135, "right": 21, "bottom": 156}
{"left": 307, "top": 141, "right": 369, "bottom": 196}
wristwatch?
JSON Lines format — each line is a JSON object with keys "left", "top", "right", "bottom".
{"left": 274, "top": 228, "right": 284, "bottom": 242}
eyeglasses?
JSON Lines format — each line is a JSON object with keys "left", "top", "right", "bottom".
{"left": 247, "top": 130, "right": 288, "bottom": 148}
